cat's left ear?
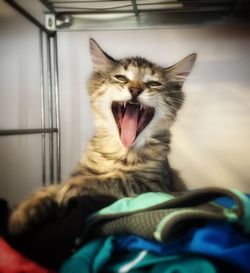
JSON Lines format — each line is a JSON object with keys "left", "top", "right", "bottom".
{"left": 89, "top": 38, "right": 117, "bottom": 72}
{"left": 165, "top": 53, "right": 197, "bottom": 86}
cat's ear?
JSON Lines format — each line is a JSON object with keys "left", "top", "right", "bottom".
{"left": 166, "top": 53, "right": 197, "bottom": 86}
{"left": 89, "top": 39, "right": 117, "bottom": 72}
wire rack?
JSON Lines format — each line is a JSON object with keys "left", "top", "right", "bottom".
{"left": 2, "top": 0, "right": 250, "bottom": 186}
{"left": 5, "top": 0, "right": 250, "bottom": 32}
{"left": 47, "top": 0, "right": 241, "bottom": 14}
{"left": 45, "top": 0, "right": 250, "bottom": 30}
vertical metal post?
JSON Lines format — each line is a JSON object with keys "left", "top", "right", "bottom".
{"left": 46, "top": 34, "right": 54, "bottom": 184}
{"left": 131, "top": 0, "right": 139, "bottom": 16}
{"left": 39, "top": 30, "right": 46, "bottom": 186}
{"left": 53, "top": 33, "right": 61, "bottom": 183}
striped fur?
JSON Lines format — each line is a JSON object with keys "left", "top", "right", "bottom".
{"left": 8, "top": 39, "right": 196, "bottom": 234}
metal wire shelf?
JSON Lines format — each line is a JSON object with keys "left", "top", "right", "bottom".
{"left": 2, "top": 0, "right": 250, "bottom": 187}
{"left": 45, "top": 0, "right": 250, "bottom": 31}
{"left": 5, "top": 0, "right": 250, "bottom": 32}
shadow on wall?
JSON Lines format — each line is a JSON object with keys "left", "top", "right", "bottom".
{"left": 170, "top": 83, "right": 250, "bottom": 192}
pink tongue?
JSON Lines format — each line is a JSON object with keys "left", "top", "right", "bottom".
{"left": 120, "top": 104, "right": 139, "bottom": 147}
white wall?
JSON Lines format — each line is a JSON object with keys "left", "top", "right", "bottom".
{"left": 0, "top": 1, "right": 43, "bottom": 205}
{"left": 1, "top": 0, "right": 250, "bottom": 207}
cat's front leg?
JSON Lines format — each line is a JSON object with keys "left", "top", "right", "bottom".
{"left": 8, "top": 177, "right": 111, "bottom": 235}
{"left": 8, "top": 185, "right": 59, "bottom": 235}
{"left": 8, "top": 177, "right": 91, "bottom": 234}
{"left": 56, "top": 177, "right": 91, "bottom": 205}
{"left": 56, "top": 176, "right": 117, "bottom": 206}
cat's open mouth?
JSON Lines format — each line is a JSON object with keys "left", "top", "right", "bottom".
{"left": 112, "top": 101, "right": 154, "bottom": 147}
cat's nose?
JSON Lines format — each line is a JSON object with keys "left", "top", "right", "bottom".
{"left": 129, "top": 87, "right": 143, "bottom": 98}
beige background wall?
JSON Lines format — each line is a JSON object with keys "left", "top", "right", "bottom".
{"left": 0, "top": 1, "right": 250, "bottom": 206}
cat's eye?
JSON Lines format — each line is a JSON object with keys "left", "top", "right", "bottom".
{"left": 114, "top": 74, "right": 129, "bottom": 83}
{"left": 147, "top": 81, "right": 162, "bottom": 88}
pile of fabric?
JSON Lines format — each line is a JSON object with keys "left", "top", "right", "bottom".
{"left": 0, "top": 187, "right": 249, "bottom": 273}
{"left": 62, "top": 187, "right": 250, "bottom": 273}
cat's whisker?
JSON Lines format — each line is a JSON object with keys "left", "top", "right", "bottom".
{"left": 155, "top": 100, "right": 176, "bottom": 120}
{"left": 163, "top": 102, "right": 179, "bottom": 117}
{"left": 170, "top": 99, "right": 184, "bottom": 105}
{"left": 166, "top": 100, "right": 179, "bottom": 110}
{"left": 166, "top": 107, "right": 176, "bottom": 118}
{"left": 166, "top": 90, "right": 183, "bottom": 94}
{"left": 170, "top": 96, "right": 184, "bottom": 101}
{"left": 175, "top": 75, "right": 188, "bottom": 79}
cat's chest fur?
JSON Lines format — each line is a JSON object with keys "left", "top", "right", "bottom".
{"left": 72, "top": 129, "right": 180, "bottom": 197}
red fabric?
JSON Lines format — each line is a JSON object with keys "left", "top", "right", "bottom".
{"left": 0, "top": 237, "right": 56, "bottom": 273}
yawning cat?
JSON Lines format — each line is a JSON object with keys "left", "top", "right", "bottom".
{"left": 8, "top": 39, "right": 197, "bottom": 235}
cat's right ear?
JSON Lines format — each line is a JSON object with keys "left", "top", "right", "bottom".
{"left": 165, "top": 53, "right": 197, "bottom": 87}
{"left": 89, "top": 39, "right": 116, "bottom": 72}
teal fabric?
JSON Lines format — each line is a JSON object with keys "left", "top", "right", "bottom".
{"left": 61, "top": 189, "right": 250, "bottom": 273}
{"left": 89, "top": 192, "right": 174, "bottom": 219}
{"left": 61, "top": 237, "right": 217, "bottom": 273}
{"left": 229, "top": 189, "right": 250, "bottom": 232}
{"left": 107, "top": 251, "right": 217, "bottom": 273}
{"left": 61, "top": 237, "right": 114, "bottom": 273}
{"left": 87, "top": 190, "right": 250, "bottom": 240}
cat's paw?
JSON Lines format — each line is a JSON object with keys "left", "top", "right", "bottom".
{"left": 8, "top": 188, "right": 58, "bottom": 235}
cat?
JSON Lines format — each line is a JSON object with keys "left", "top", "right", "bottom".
{"left": 8, "top": 39, "right": 197, "bottom": 235}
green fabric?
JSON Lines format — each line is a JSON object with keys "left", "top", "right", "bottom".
{"left": 84, "top": 188, "right": 250, "bottom": 243}
{"left": 229, "top": 189, "right": 250, "bottom": 232}
{"left": 61, "top": 237, "right": 217, "bottom": 273}
{"left": 89, "top": 192, "right": 174, "bottom": 218}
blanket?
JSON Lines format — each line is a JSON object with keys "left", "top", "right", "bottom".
{"left": 61, "top": 187, "right": 250, "bottom": 273}
{"left": 2, "top": 187, "right": 250, "bottom": 272}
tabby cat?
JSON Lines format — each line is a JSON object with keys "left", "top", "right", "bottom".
{"left": 8, "top": 39, "right": 196, "bottom": 235}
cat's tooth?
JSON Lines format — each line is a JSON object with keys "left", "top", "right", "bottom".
{"left": 140, "top": 104, "right": 143, "bottom": 111}
{"left": 123, "top": 102, "right": 126, "bottom": 108}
